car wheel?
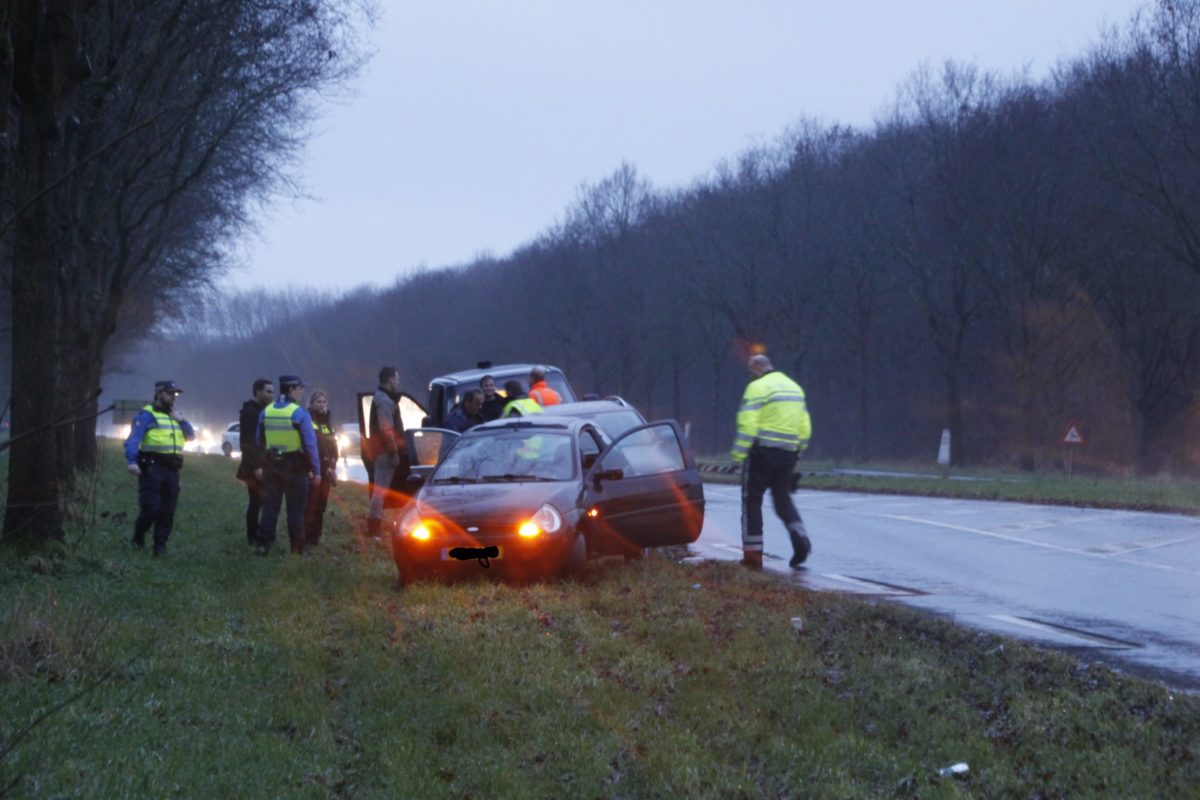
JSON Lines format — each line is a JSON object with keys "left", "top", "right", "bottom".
{"left": 563, "top": 532, "right": 587, "bottom": 577}
{"left": 222, "top": 441, "right": 233, "bottom": 457}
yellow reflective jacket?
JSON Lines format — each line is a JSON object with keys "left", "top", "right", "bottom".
{"left": 731, "top": 371, "right": 811, "bottom": 462}
{"left": 502, "top": 397, "right": 543, "bottom": 418}
{"left": 263, "top": 402, "right": 302, "bottom": 452}
{"left": 138, "top": 405, "right": 185, "bottom": 456}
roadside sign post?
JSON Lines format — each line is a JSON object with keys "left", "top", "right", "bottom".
{"left": 1060, "top": 421, "right": 1086, "bottom": 479}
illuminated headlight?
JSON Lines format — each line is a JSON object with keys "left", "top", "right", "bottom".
{"left": 520, "top": 503, "right": 563, "bottom": 537}
{"left": 337, "top": 433, "right": 349, "bottom": 449}
{"left": 399, "top": 507, "right": 431, "bottom": 540}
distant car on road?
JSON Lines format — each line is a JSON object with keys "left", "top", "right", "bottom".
{"left": 221, "top": 422, "right": 239, "bottom": 457}
{"left": 338, "top": 423, "right": 361, "bottom": 458}
{"left": 391, "top": 415, "right": 705, "bottom": 587}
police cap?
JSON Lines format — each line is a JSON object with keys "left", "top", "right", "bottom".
{"left": 154, "top": 380, "right": 182, "bottom": 395}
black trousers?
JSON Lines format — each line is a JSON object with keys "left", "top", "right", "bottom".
{"left": 740, "top": 445, "right": 801, "bottom": 553}
{"left": 134, "top": 462, "right": 181, "bottom": 547}
{"left": 243, "top": 475, "right": 264, "bottom": 544}
{"left": 257, "top": 463, "right": 310, "bottom": 553}
{"left": 304, "top": 474, "right": 333, "bottom": 545}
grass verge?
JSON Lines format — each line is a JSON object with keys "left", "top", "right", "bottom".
{"left": 0, "top": 443, "right": 1196, "bottom": 797}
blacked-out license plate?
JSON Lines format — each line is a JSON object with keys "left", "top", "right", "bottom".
{"left": 443, "top": 546, "right": 502, "bottom": 561}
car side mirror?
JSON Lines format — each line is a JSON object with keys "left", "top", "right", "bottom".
{"left": 421, "top": 416, "right": 434, "bottom": 428}
{"left": 592, "top": 468, "right": 623, "bottom": 490}
{"left": 406, "top": 473, "right": 426, "bottom": 487}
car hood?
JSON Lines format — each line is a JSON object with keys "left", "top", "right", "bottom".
{"left": 417, "top": 481, "right": 578, "bottom": 525}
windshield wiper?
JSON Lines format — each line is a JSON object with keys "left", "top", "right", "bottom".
{"left": 481, "top": 473, "right": 555, "bottom": 482}
{"left": 433, "top": 475, "right": 477, "bottom": 484}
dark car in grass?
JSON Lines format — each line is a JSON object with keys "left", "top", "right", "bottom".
{"left": 391, "top": 415, "right": 704, "bottom": 586}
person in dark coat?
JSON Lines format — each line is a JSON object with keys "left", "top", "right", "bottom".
{"left": 304, "top": 389, "right": 340, "bottom": 548}
{"left": 480, "top": 374, "right": 506, "bottom": 422}
{"left": 236, "top": 378, "right": 275, "bottom": 545}
{"left": 445, "top": 389, "right": 485, "bottom": 433}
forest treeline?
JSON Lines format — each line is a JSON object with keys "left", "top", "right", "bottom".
{"left": 1, "top": 1, "right": 373, "bottom": 546}
{"left": 115, "top": 1, "right": 1200, "bottom": 474}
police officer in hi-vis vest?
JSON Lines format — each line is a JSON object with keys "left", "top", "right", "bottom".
{"left": 254, "top": 374, "right": 321, "bottom": 555}
{"left": 124, "top": 380, "right": 196, "bottom": 557}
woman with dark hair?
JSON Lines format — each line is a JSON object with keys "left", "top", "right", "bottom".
{"left": 304, "top": 389, "right": 339, "bottom": 548}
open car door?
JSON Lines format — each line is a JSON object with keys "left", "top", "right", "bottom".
{"left": 405, "top": 427, "right": 460, "bottom": 486}
{"left": 583, "top": 420, "right": 705, "bottom": 552}
{"left": 357, "top": 390, "right": 430, "bottom": 506}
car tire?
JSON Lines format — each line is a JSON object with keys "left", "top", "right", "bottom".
{"left": 563, "top": 532, "right": 587, "bottom": 577}
{"left": 222, "top": 442, "right": 233, "bottom": 457}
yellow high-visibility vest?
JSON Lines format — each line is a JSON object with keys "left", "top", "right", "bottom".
{"left": 731, "top": 371, "right": 811, "bottom": 462}
{"left": 263, "top": 402, "right": 302, "bottom": 452}
{"left": 502, "top": 397, "right": 543, "bottom": 418}
{"left": 138, "top": 405, "right": 185, "bottom": 456}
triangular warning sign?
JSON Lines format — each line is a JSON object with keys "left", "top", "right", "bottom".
{"left": 1061, "top": 422, "right": 1085, "bottom": 445}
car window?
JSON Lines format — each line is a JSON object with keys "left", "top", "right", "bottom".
{"left": 579, "top": 430, "right": 602, "bottom": 468}
{"left": 593, "top": 410, "right": 645, "bottom": 438}
{"left": 434, "top": 431, "right": 574, "bottom": 482}
{"left": 601, "top": 424, "right": 686, "bottom": 477}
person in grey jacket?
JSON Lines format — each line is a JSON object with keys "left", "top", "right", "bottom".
{"left": 367, "top": 366, "right": 406, "bottom": 540}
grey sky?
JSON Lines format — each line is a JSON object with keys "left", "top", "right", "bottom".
{"left": 228, "top": 0, "right": 1145, "bottom": 293}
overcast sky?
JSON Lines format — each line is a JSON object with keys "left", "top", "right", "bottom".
{"left": 226, "top": 0, "right": 1146, "bottom": 294}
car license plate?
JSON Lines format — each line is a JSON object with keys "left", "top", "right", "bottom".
{"left": 442, "top": 546, "right": 502, "bottom": 561}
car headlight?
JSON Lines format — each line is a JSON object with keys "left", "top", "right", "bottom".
{"left": 337, "top": 434, "right": 348, "bottom": 449}
{"left": 520, "top": 503, "right": 563, "bottom": 537}
{"left": 399, "top": 507, "right": 431, "bottom": 540}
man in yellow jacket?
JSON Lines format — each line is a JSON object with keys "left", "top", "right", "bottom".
{"left": 731, "top": 354, "right": 812, "bottom": 570}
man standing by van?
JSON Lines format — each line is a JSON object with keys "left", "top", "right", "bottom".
{"left": 367, "top": 366, "right": 406, "bottom": 541}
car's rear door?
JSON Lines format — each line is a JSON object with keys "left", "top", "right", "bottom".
{"left": 583, "top": 421, "right": 705, "bottom": 548}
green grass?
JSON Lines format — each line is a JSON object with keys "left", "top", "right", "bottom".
{"left": 0, "top": 443, "right": 1197, "bottom": 797}
{"left": 700, "top": 456, "right": 1200, "bottom": 513}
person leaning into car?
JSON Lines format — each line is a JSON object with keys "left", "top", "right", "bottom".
{"left": 731, "top": 354, "right": 812, "bottom": 571}
{"left": 124, "top": 380, "right": 195, "bottom": 557}
{"left": 236, "top": 377, "right": 275, "bottom": 545}
{"left": 254, "top": 374, "right": 320, "bottom": 555}
{"left": 446, "top": 388, "right": 485, "bottom": 433}
{"left": 367, "top": 366, "right": 406, "bottom": 541}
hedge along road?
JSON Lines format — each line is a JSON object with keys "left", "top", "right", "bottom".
{"left": 338, "top": 454, "right": 1200, "bottom": 691}
{"left": 694, "top": 485, "right": 1200, "bottom": 691}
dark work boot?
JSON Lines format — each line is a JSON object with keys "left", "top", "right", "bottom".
{"left": 367, "top": 517, "right": 381, "bottom": 541}
{"left": 131, "top": 533, "right": 145, "bottom": 548}
{"left": 787, "top": 523, "right": 811, "bottom": 568}
{"left": 152, "top": 543, "right": 166, "bottom": 558}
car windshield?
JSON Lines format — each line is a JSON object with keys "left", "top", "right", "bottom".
{"left": 433, "top": 431, "right": 574, "bottom": 483}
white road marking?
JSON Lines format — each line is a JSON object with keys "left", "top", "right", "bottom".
{"left": 987, "top": 614, "right": 1138, "bottom": 649}
{"left": 834, "top": 509, "right": 1200, "bottom": 577}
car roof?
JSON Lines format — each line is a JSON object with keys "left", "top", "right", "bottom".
{"left": 533, "top": 400, "right": 644, "bottom": 419}
{"left": 468, "top": 416, "right": 585, "bottom": 435}
{"left": 430, "top": 363, "right": 566, "bottom": 386}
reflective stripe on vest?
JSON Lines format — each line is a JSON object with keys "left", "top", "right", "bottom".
{"left": 263, "top": 402, "right": 302, "bottom": 452}
{"left": 139, "top": 405, "right": 185, "bottom": 456}
{"left": 732, "top": 371, "right": 811, "bottom": 460}
{"left": 502, "top": 397, "right": 543, "bottom": 417}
